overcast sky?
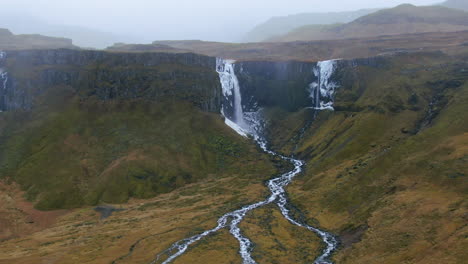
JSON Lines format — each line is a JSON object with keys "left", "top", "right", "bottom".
{"left": 1, "top": 0, "right": 442, "bottom": 43}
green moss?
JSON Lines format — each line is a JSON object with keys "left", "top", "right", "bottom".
{"left": 0, "top": 97, "right": 272, "bottom": 209}
{"left": 264, "top": 51, "right": 467, "bottom": 243}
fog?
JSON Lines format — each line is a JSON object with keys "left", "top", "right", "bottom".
{"left": 0, "top": 0, "right": 442, "bottom": 47}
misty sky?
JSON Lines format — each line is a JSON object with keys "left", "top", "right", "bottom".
{"left": 2, "top": 0, "right": 442, "bottom": 43}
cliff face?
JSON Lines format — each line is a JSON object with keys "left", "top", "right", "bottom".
{"left": 0, "top": 49, "right": 398, "bottom": 116}
{"left": 0, "top": 49, "right": 274, "bottom": 210}
{"left": 256, "top": 51, "right": 467, "bottom": 263}
{"left": 0, "top": 49, "right": 221, "bottom": 112}
{"left": 235, "top": 60, "right": 317, "bottom": 112}
{"left": 233, "top": 57, "right": 390, "bottom": 113}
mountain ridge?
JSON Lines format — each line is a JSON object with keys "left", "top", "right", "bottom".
{"left": 268, "top": 4, "right": 468, "bottom": 42}
{"left": 243, "top": 8, "right": 379, "bottom": 42}
{"left": 441, "top": 0, "right": 468, "bottom": 11}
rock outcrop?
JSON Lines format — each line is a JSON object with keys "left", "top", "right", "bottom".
{"left": 0, "top": 49, "right": 221, "bottom": 112}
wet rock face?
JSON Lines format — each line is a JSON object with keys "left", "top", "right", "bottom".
{"left": 235, "top": 60, "right": 317, "bottom": 112}
{"left": 229, "top": 56, "right": 391, "bottom": 113}
{"left": 9, "top": 49, "right": 216, "bottom": 68}
{"left": 0, "top": 49, "right": 221, "bottom": 113}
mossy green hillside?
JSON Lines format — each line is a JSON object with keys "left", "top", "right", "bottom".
{"left": 0, "top": 97, "right": 274, "bottom": 210}
{"left": 0, "top": 50, "right": 275, "bottom": 210}
{"left": 264, "top": 51, "right": 467, "bottom": 263}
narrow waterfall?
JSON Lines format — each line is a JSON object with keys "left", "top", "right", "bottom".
{"left": 0, "top": 70, "right": 7, "bottom": 90}
{"left": 217, "top": 58, "right": 250, "bottom": 137}
{"left": 309, "top": 60, "right": 339, "bottom": 110}
{"left": 0, "top": 51, "right": 8, "bottom": 112}
{"left": 0, "top": 51, "right": 7, "bottom": 90}
{"left": 152, "top": 58, "right": 337, "bottom": 264}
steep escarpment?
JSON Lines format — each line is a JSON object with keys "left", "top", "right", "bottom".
{"left": 234, "top": 61, "right": 316, "bottom": 112}
{"left": 208, "top": 51, "right": 466, "bottom": 263}
{"left": 0, "top": 49, "right": 275, "bottom": 210}
{"left": 0, "top": 46, "right": 466, "bottom": 264}
{"left": 260, "top": 51, "right": 467, "bottom": 263}
{"left": 0, "top": 49, "right": 221, "bottom": 112}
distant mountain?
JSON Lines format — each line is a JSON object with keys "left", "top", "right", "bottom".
{"left": 242, "top": 9, "right": 379, "bottom": 42}
{"left": 0, "top": 13, "right": 131, "bottom": 49}
{"left": 441, "top": 0, "right": 468, "bottom": 11}
{"left": 0, "top": 28, "right": 76, "bottom": 50}
{"left": 268, "top": 4, "right": 468, "bottom": 42}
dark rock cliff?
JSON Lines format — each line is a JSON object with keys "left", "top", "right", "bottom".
{"left": 233, "top": 55, "right": 394, "bottom": 113}
{"left": 235, "top": 60, "right": 317, "bottom": 112}
{"left": 0, "top": 49, "right": 221, "bottom": 112}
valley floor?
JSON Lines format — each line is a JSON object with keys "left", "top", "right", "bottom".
{"left": 0, "top": 172, "right": 326, "bottom": 264}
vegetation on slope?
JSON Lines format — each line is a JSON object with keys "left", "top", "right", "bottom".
{"left": 268, "top": 4, "right": 468, "bottom": 42}
{"left": 0, "top": 50, "right": 274, "bottom": 210}
{"left": 242, "top": 9, "right": 378, "bottom": 42}
{"left": 1, "top": 99, "right": 272, "bottom": 210}
{"left": 265, "top": 51, "right": 467, "bottom": 263}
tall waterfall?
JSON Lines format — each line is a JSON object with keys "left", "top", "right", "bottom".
{"left": 0, "top": 51, "right": 8, "bottom": 112}
{"left": 0, "top": 70, "right": 7, "bottom": 91}
{"left": 0, "top": 51, "right": 7, "bottom": 90}
{"left": 152, "top": 58, "right": 337, "bottom": 264}
{"left": 216, "top": 58, "right": 250, "bottom": 137}
{"left": 309, "top": 60, "right": 339, "bottom": 110}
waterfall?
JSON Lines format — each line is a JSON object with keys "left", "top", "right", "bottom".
{"left": 0, "top": 70, "right": 7, "bottom": 90}
{"left": 309, "top": 60, "right": 339, "bottom": 110}
{"left": 0, "top": 51, "right": 8, "bottom": 112}
{"left": 217, "top": 58, "right": 251, "bottom": 137}
{"left": 0, "top": 51, "right": 7, "bottom": 90}
{"left": 152, "top": 58, "right": 337, "bottom": 264}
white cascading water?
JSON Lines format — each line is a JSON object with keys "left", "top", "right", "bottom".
{"left": 217, "top": 58, "right": 249, "bottom": 136}
{"left": 0, "top": 51, "right": 8, "bottom": 112}
{"left": 0, "top": 51, "right": 8, "bottom": 91}
{"left": 309, "top": 60, "right": 339, "bottom": 110}
{"left": 152, "top": 59, "right": 337, "bottom": 264}
{"left": 0, "top": 70, "right": 7, "bottom": 90}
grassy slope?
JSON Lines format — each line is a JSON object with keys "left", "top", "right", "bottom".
{"left": 266, "top": 52, "right": 467, "bottom": 263}
{"left": 0, "top": 49, "right": 467, "bottom": 264}
{"left": 0, "top": 91, "right": 274, "bottom": 210}
{"left": 269, "top": 4, "right": 468, "bottom": 42}
{"left": 242, "top": 9, "right": 378, "bottom": 42}
{"left": 0, "top": 167, "right": 280, "bottom": 263}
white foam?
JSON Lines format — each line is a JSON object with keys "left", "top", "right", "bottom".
{"left": 217, "top": 58, "right": 248, "bottom": 128}
{"left": 309, "top": 59, "right": 339, "bottom": 110}
{"left": 153, "top": 58, "right": 337, "bottom": 264}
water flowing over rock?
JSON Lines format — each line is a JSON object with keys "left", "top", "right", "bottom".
{"left": 217, "top": 58, "right": 249, "bottom": 131}
{"left": 153, "top": 58, "right": 338, "bottom": 264}
{"left": 309, "top": 60, "right": 339, "bottom": 110}
{"left": 0, "top": 51, "right": 9, "bottom": 112}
